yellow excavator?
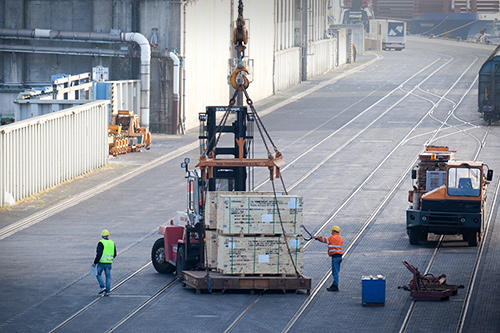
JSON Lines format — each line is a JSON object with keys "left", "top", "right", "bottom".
{"left": 108, "top": 110, "right": 151, "bottom": 156}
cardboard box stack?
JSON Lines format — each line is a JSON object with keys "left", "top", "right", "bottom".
{"left": 417, "top": 150, "right": 454, "bottom": 189}
{"left": 204, "top": 192, "right": 304, "bottom": 275}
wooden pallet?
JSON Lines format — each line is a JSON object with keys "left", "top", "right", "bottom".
{"left": 180, "top": 270, "right": 311, "bottom": 294}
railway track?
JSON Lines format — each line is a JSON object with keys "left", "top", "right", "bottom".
{"left": 19, "top": 48, "right": 492, "bottom": 332}
{"left": 225, "top": 55, "right": 491, "bottom": 332}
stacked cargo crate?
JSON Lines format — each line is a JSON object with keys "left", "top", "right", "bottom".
{"left": 204, "top": 191, "right": 304, "bottom": 275}
{"left": 416, "top": 148, "right": 454, "bottom": 189}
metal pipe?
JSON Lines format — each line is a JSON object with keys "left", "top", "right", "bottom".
{"left": 121, "top": 32, "right": 151, "bottom": 128}
{"left": 0, "top": 44, "right": 128, "bottom": 57}
{"left": 169, "top": 51, "right": 180, "bottom": 134}
{"left": 0, "top": 28, "right": 122, "bottom": 41}
{"left": 0, "top": 28, "right": 151, "bottom": 128}
{"left": 181, "top": 0, "right": 188, "bottom": 134}
{"left": 301, "top": 0, "right": 308, "bottom": 81}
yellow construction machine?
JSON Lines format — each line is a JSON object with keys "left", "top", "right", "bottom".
{"left": 108, "top": 110, "right": 151, "bottom": 156}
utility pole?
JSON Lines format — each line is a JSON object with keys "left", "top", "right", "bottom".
{"left": 301, "top": 0, "right": 308, "bottom": 82}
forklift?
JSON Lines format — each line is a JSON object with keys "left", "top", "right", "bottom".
{"left": 150, "top": 104, "right": 281, "bottom": 275}
{"left": 151, "top": 0, "right": 289, "bottom": 279}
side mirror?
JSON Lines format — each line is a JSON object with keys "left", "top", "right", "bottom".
{"left": 487, "top": 169, "right": 494, "bottom": 181}
{"left": 411, "top": 169, "right": 417, "bottom": 180}
{"left": 181, "top": 157, "right": 190, "bottom": 171}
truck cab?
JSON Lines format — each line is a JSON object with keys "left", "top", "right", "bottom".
{"left": 406, "top": 146, "right": 493, "bottom": 246}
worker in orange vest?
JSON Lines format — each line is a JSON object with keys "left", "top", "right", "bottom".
{"left": 316, "top": 226, "right": 343, "bottom": 291}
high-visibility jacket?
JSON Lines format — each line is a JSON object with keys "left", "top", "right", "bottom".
{"left": 99, "top": 239, "right": 116, "bottom": 263}
{"left": 318, "top": 233, "right": 343, "bottom": 256}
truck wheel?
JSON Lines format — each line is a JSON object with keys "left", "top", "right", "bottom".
{"left": 408, "top": 229, "right": 420, "bottom": 245}
{"left": 467, "top": 232, "right": 478, "bottom": 246}
{"left": 151, "top": 238, "right": 175, "bottom": 274}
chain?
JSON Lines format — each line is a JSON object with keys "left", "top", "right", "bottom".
{"left": 241, "top": 85, "right": 281, "bottom": 157}
{"left": 271, "top": 177, "right": 301, "bottom": 277}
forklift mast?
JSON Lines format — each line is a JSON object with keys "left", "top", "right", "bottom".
{"left": 181, "top": 106, "right": 255, "bottom": 269}
{"left": 198, "top": 106, "right": 254, "bottom": 192}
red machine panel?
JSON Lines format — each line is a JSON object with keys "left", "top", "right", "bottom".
{"left": 163, "top": 226, "right": 184, "bottom": 262}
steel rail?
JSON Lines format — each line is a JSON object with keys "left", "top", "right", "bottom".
{"left": 456, "top": 137, "right": 499, "bottom": 333}
{"left": 106, "top": 277, "right": 179, "bottom": 333}
{"left": 48, "top": 57, "right": 392, "bottom": 333}
{"left": 89, "top": 53, "right": 480, "bottom": 333}
{"left": 281, "top": 57, "right": 484, "bottom": 333}
{"left": 18, "top": 52, "right": 481, "bottom": 333}
{"left": 223, "top": 291, "right": 265, "bottom": 333}
{"left": 0, "top": 141, "right": 199, "bottom": 241}
{"left": 399, "top": 128, "right": 492, "bottom": 333}
{"left": 2, "top": 54, "right": 385, "bottom": 333}
{"left": 228, "top": 54, "right": 477, "bottom": 333}
{"left": 0, "top": 55, "right": 385, "bottom": 242}
{"left": 254, "top": 57, "right": 445, "bottom": 191}
{"left": 49, "top": 262, "right": 157, "bottom": 332}
{"left": 225, "top": 60, "right": 448, "bottom": 333}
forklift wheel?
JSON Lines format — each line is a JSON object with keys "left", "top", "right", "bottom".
{"left": 408, "top": 229, "right": 420, "bottom": 245}
{"left": 176, "top": 244, "right": 194, "bottom": 279}
{"left": 176, "top": 244, "right": 186, "bottom": 278}
{"left": 151, "top": 238, "right": 176, "bottom": 274}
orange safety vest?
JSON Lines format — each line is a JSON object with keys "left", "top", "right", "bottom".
{"left": 318, "top": 233, "right": 343, "bottom": 256}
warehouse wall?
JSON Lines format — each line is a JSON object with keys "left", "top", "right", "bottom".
{"left": 0, "top": 0, "right": 340, "bottom": 133}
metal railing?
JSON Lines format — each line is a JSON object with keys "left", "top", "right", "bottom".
{"left": 0, "top": 101, "right": 109, "bottom": 207}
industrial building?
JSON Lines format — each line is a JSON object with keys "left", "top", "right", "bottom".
{"left": 0, "top": 0, "right": 350, "bottom": 133}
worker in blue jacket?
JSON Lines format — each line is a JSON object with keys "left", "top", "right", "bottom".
{"left": 92, "top": 229, "right": 117, "bottom": 296}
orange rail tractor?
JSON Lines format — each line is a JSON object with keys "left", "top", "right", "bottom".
{"left": 406, "top": 146, "right": 493, "bottom": 246}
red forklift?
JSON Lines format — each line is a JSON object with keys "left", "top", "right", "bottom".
{"left": 150, "top": 104, "right": 285, "bottom": 276}
{"left": 150, "top": 0, "right": 310, "bottom": 293}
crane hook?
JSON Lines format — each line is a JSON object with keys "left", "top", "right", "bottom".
{"left": 230, "top": 66, "right": 249, "bottom": 90}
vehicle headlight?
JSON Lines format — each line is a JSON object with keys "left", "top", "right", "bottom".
{"left": 422, "top": 216, "right": 427, "bottom": 221}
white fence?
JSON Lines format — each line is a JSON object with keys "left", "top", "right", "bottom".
{"left": 274, "top": 47, "right": 301, "bottom": 93}
{"left": 307, "top": 39, "right": 336, "bottom": 79}
{"left": 0, "top": 101, "right": 109, "bottom": 207}
{"left": 14, "top": 79, "right": 140, "bottom": 123}
{"left": 108, "top": 80, "right": 141, "bottom": 116}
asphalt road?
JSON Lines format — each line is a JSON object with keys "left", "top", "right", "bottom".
{"left": 1, "top": 36, "right": 499, "bottom": 333}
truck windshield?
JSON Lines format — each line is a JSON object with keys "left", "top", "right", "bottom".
{"left": 447, "top": 167, "right": 481, "bottom": 197}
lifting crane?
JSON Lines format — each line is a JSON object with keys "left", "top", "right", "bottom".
{"left": 150, "top": 1, "right": 301, "bottom": 288}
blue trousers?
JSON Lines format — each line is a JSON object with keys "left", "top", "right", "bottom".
{"left": 331, "top": 256, "right": 342, "bottom": 287}
{"left": 96, "top": 263, "right": 112, "bottom": 291}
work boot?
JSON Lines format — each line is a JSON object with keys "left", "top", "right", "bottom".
{"left": 327, "top": 284, "right": 339, "bottom": 292}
